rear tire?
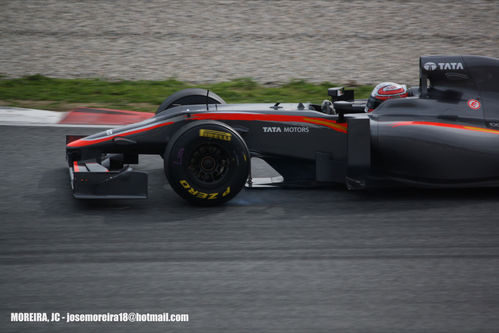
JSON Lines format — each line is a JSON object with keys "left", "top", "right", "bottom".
{"left": 164, "top": 121, "right": 250, "bottom": 205}
{"left": 156, "top": 88, "right": 226, "bottom": 114}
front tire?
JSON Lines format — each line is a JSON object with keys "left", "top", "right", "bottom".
{"left": 164, "top": 121, "right": 250, "bottom": 205}
{"left": 156, "top": 88, "right": 226, "bottom": 114}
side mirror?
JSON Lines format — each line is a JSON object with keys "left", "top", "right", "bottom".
{"left": 328, "top": 87, "right": 354, "bottom": 102}
{"left": 328, "top": 87, "right": 344, "bottom": 98}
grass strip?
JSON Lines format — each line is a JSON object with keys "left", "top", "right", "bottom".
{"left": 0, "top": 74, "right": 373, "bottom": 112}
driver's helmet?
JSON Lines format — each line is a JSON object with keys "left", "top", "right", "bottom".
{"left": 365, "top": 82, "right": 408, "bottom": 112}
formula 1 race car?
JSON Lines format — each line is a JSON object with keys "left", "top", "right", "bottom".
{"left": 66, "top": 55, "right": 499, "bottom": 205}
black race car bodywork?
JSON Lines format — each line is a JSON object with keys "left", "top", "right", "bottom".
{"left": 66, "top": 55, "right": 499, "bottom": 204}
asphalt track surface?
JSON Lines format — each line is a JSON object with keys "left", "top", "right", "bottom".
{"left": 1, "top": 125, "right": 499, "bottom": 332}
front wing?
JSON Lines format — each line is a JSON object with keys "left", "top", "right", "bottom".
{"left": 67, "top": 134, "right": 148, "bottom": 199}
{"left": 69, "top": 161, "right": 148, "bottom": 199}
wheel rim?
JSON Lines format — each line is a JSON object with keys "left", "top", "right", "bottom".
{"left": 187, "top": 144, "right": 230, "bottom": 185}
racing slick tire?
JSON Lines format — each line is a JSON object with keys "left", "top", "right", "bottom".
{"left": 156, "top": 88, "right": 226, "bottom": 114}
{"left": 164, "top": 120, "right": 250, "bottom": 205}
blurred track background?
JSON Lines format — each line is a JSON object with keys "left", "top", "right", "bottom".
{"left": 1, "top": 0, "right": 498, "bottom": 85}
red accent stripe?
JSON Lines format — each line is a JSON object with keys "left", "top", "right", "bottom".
{"left": 190, "top": 113, "right": 348, "bottom": 133}
{"left": 379, "top": 87, "right": 405, "bottom": 95}
{"left": 68, "top": 113, "right": 346, "bottom": 148}
{"left": 376, "top": 93, "right": 408, "bottom": 100}
{"left": 392, "top": 121, "right": 458, "bottom": 129}
{"left": 59, "top": 108, "right": 153, "bottom": 125}
{"left": 67, "top": 121, "right": 174, "bottom": 147}
{"left": 391, "top": 121, "right": 499, "bottom": 135}
{"left": 73, "top": 161, "right": 80, "bottom": 172}
{"left": 82, "top": 107, "right": 154, "bottom": 115}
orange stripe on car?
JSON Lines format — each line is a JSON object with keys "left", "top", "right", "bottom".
{"left": 302, "top": 117, "right": 348, "bottom": 132}
{"left": 392, "top": 121, "right": 499, "bottom": 135}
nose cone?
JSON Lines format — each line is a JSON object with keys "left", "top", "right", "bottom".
{"left": 67, "top": 138, "right": 85, "bottom": 148}
{"left": 66, "top": 135, "right": 90, "bottom": 148}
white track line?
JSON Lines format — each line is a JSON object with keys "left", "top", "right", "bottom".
{"left": 0, "top": 107, "right": 66, "bottom": 124}
{"left": 0, "top": 122, "right": 115, "bottom": 128}
{"left": 0, "top": 107, "right": 115, "bottom": 128}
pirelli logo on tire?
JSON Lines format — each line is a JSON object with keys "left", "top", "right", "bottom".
{"left": 199, "top": 129, "right": 232, "bottom": 141}
{"left": 179, "top": 179, "right": 231, "bottom": 200}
